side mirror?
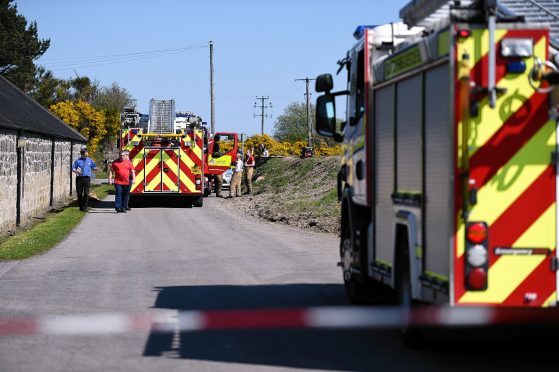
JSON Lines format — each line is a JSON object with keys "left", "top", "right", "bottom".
{"left": 315, "top": 74, "right": 334, "bottom": 93}
{"left": 315, "top": 94, "right": 336, "bottom": 138}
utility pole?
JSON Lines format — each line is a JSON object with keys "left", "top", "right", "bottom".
{"left": 295, "top": 78, "right": 316, "bottom": 147}
{"left": 209, "top": 41, "right": 215, "bottom": 135}
{"left": 254, "top": 96, "right": 272, "bottom": 135}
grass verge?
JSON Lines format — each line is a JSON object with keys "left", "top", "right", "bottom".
{"left": 0, "top": 184, "right": 112, "bottom": 260}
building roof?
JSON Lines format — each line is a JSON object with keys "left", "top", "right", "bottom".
{"left": 0, "top": 76, "right": 86, "bottom": 142}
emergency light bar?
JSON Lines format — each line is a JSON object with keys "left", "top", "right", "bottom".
{"left": 353, "top": 25, "right": 378, "bottom": 40}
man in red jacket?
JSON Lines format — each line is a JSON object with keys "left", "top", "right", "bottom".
{"left": 108, "top": 151, "right": 135, "bottom": 213}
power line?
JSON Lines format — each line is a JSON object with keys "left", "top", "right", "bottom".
{"left": 41, "top": 45, "right": 208, "bottom": 71}
{"left": 41, "top": 43, "right": 208, "bottom": 62}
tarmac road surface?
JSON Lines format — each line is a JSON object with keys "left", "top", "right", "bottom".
{"left": 0, "top": 195, "right": 558, "bottom": 371}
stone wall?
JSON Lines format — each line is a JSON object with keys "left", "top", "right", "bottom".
{"left": 0, "top": 129, "right": 84, "bottom": 236}
{"left": 20, "top": 137, "right": 53, "bottom": 223}
{"left": 0, "top": 130, "right": 17, "bottom": 234}
{"left": 53, "top": 141, "right": 72, "bottom": 203}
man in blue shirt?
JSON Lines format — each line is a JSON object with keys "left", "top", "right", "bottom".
{"left": 72, "top": 148, "right": 98, "bottom": 212}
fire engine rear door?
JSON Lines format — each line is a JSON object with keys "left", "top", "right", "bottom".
{"left": 143, "top": 148, "right": 180, "bottom": 192}
{"left": 456, "top": 28, "right": 557, "bottom": 307}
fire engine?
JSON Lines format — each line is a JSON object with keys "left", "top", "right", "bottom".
{"left": 204, "top": 131, "right": 239, "bottom": 196}
{"left": 120, "top": 103, "right": 205, "bottom": 207}
{"left": 315, "top": 0, "right": 559, "bottom": 312}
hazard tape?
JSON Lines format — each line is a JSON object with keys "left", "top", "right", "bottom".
{"left": 1, "top": 306, "right": 558, "bottom": 337}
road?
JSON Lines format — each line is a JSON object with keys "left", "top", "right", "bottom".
{"left": 0, "top": 195, "right": 558, "bottom": 371}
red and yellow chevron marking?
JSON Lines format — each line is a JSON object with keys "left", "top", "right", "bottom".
{"left": 453, "top": 27, "right": 556, "bottom": 307}
{"left": 122, "top": 128, "right": 203, "bottom": 195}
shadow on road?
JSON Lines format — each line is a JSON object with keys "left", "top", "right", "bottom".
{"left": 142, "top": 284, "right": 559, "bottom": 371}
{"left": 143, "top": 283, "right": 388, "bottom": 371}
{"left": 128, "top": 195, "right": 197, "bottom": 208}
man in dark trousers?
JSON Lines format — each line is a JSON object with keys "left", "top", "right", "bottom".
{"left": 108, "top": 150, "right": 135, "bottom": 213}
{"left": 72, "top": 148, "right": 98, "bottom": 212}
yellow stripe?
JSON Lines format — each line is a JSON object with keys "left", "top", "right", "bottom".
{"left": 146, "top": 173, "right": 161, "bottom": 191}
{"left": 162, "top": 172, "right": 178, "bottom": 191}
{"left": 456, "top": 119, "right": 556, "bottom": 257}
{"left": 180, "top": 149, "right": 196, "bottom": 168}
{"left": 543, "top": 292, "right": 557, "bottom": 307}
{"left": 459, "top": 203, "right": 556, "bottom": 304}
{"left": 193, "top": 130, "right": 203, "bottom": 160}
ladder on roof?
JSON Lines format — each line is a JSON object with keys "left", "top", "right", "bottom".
{"left": 400, "top": 0, "right": 559, "bottom": 48}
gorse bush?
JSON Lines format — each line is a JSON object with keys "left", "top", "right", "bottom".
{"left": 244, "top": 134, "right": 342, "bottom": 157}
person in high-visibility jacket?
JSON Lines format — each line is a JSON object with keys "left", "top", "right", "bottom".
{"left": 244, "top": 148, "right": 255, "bottom": 195}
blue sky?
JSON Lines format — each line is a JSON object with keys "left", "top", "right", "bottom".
{"left": 17, "top": 0, "right": 410, "bottom": 135}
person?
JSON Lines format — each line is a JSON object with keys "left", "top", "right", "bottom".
{"left": 260, "top": 143, "right": 269, "bottom": 158}
{"left": 72, "top": 148, "right": 98, "bottom": 212}
{"left": 212, "top": 135, "right": 223, "bottom": 197}
{"left": 122, "top": 151, "right": 134, "bottom": 211}
{"left": 243, "top": 148, "right": 255, "bottom": 195}
{"left": 229, "top": 153, "right": 243, "bottom": 198}
{"left": 108, "top": 150, "right": 135, "bottom": 213}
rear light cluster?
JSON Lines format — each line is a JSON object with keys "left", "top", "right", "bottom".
{"left": 465, "top": 222, "right": 489, "bottom": 291}
{"left": 195, "top": 174, "right": 202, "bottom": 190}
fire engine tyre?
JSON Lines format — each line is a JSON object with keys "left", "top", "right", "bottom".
{"left": 204, "top": 188, "right": 211, "bottom": 197}
{"left": 340, "top": 202, "right": 378, "bottom": 304}
{"left": 193, "top": 196, "right": 203, "bottom": 207}
{"left": 395, "top": 225, "right": 425, "bottom": 348}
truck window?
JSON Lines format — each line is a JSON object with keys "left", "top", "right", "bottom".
{"left": 349, "top": 49, "right": 365, "bottom": 126}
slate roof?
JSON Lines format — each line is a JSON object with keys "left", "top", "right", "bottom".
{"left": 0, "top": 75, "right": 86, "bottom": 142}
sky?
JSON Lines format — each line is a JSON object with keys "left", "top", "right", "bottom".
{"left": 17, "top": 0, "right": 410, "bottom": 136}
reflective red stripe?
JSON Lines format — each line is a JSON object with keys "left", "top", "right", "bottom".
{"left": 203, "top": 309, "right": 307, "bottom": 330}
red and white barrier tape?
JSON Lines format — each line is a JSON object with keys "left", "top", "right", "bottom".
{"left": 1, "top": 306, "right": 558, "bottom": 337}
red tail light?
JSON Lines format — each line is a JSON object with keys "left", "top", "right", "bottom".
{"left": 467, "top": 222, "right": 487, "bottom": 244}
{"left": 458, "top": 29, "right": 471, "bottom": 39}
{"left": 467, "top": 268, "right": 487, "bottom": 290}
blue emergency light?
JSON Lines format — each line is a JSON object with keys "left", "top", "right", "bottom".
{"left": 353, "top": 25, "right": 378, "bottom": 40}
{"left": 506, "top": 60, "right": 526, "bottom": 74}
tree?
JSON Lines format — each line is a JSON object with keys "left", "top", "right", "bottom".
{"left": 93, "top": 83, "right": 132, "bottom": 146}
{"left": 50, "top": 101, "right": 106, "bottom": 153}
{"left": 0, "top": 0, "right": 50, "bottom": 92}
{"left": 273, "top": 102, "right": 315, "bottom": 143}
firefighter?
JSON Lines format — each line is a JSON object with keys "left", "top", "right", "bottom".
{"left": 244, "top": 148, "right": 255, "bottom": 195}
{"left": 229, "top": 153, "right": 243, "bottom": 198}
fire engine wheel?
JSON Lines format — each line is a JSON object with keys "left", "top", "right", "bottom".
{"left": 340, "top": 216, "right": 376, "bottom": 304}
{"left": 193, "top": 196, "right": 203, "bottom": 207}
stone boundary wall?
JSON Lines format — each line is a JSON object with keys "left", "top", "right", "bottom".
{"left": 0, "top": 130, "right": 17, "bottom": 234}
{"left": 0, "top": 129, "right": 84, "bottom": 236}
{"left": 20, "top": 137, "right": 53, "bottom": 223}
